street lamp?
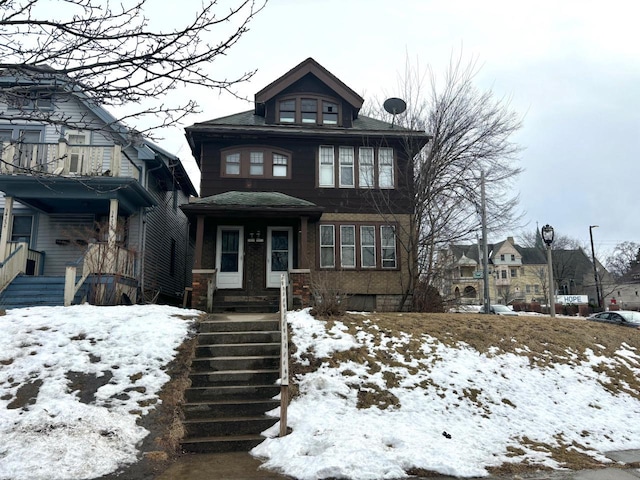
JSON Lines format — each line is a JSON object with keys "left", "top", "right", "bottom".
{"left": 541, "top": 224, "right": 555, "bottom": 318}
{"left": 589, "top": 225, "right": 601, "bottom": 309}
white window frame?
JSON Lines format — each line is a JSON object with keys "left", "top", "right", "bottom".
{"left": 272, "top": 153, "right": 288, "bottom": 177}
{"left": 378, "top": 147, "right": 394, "bottom": 189}
{"left": 380, "top": 225, "right": 397, "bottom": 268}
{"left": 340, "top": 225, "right": 356, "bottom": 268}
{"left": 360, "top": 225, "right": 376, "bottom": 268}
{"left": 339, "top": 146, "right": 355, "bottom": 188}
{"left": 319, "top": 225, "right": 335, "bottom": 268}
{"left": 358, "top": 147, "right": 374, "bottom": 188}
{"left": 319, "top": 145, "right": 335, "bottom": 187}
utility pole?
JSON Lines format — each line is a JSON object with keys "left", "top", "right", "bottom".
{"left": 589, "top": 225, "right": 601, "bottom": 309}
{"left": 481, "top": 170, "right": 490, "bottom": 312}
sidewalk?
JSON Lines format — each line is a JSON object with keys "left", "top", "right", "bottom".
{"left": 154, "top": 450, "right": 640, "bottom": 480}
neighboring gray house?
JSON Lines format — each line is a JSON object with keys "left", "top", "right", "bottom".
{"left": 0, "top": 69, "right": 197, "bottom": 307}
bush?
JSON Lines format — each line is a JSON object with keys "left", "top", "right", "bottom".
{"left": 309, "top": 272, "right": 348, "bottom": 317}
{"left": 413, "top": 281, "right": 444, "bottom": 312}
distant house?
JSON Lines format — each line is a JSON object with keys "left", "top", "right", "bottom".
{"left": 604, "top": 264, "right": 640, "bottom": 310}
{"left": 0, "top": 69, "right": 197, "bottom": 307}
{"left": 439, "top": 237, "right": 547, "bottom": 305}
{"left": 181, "top": 58, "right": 429, "bottom": 312}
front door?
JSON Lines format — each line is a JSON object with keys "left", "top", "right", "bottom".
{"left": 267, "top": 227, "right": 292, "bottom": 288}
{"left": 216, "top": 226, "right": 244, "bottom": 289}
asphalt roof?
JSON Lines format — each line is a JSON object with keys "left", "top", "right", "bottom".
{"left": 189, "top": 191, "right": 318, "bottom": 208}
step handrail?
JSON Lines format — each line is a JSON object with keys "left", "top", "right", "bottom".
{"left": 279, "top": 272, "right": 289, "bottom": 437}
{"left": 0, "top": 242, "right": 28, "bottom": 294}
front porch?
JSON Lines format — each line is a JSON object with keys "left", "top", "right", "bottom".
{"left": 182, "top": 192, "right": 323, "bottom": 312}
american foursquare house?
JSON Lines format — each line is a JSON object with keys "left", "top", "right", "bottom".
{"left": 182, "top": 58, "right": 429, "bottom": 312}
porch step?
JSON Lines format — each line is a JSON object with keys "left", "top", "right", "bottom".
{"left": 0, "top": 275, "right": 66, "bottom": 309}
{"left": 212, "top": 293, "right": 280, "bottom": 313}
{"left": 181, "top": 312, "right": 282, "bottom": 454}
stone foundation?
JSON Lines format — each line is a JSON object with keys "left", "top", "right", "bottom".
{"left": 191, "top": 269, "right": 216, "bottom": 311}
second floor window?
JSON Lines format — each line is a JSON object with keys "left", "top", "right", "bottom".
{"left": 319, "top": 146, "right": 335, "bottom": 187}
{"left": 222, "top": 147, "right": 291, "bottom": 179}
{"left": 339, "top": 147, "right": 354, "bottom": 187}
{"left": 319, "top": 145, "right": 395, "bottom": 189}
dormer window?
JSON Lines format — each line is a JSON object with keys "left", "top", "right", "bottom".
{"left": 323, "top": 101, "right": 338, "bottom": 124}
{"left": 277, "top": 95, "right": 340, "bottom": 126}
{"left": 301, "top": 99, "right": 317, "bottom": 123}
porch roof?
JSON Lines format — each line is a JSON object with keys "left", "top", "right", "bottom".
{"left": 0, "top": 175, "right": 156, "bottom": 214}
{"left": 182, "top": 191, "right": 324, "bottom": 219}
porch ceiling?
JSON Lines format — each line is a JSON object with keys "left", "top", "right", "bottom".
{"left": 0, "top": 175, "right": 156, "bottom": 214}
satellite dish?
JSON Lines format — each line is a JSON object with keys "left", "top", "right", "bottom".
{"left": 383, "top": 97, "right": 407, "bottom": 115}
{"left": 383, "top": 97, "right": 406, "bottom": 127}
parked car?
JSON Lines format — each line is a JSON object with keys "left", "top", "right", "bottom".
{"left": 480, "top": 305, "right": 519, "bottom": 316}
{"left": 587, "top": 311, "right": 640, "bottom": 330}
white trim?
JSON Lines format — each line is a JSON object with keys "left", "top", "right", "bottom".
{"left": 267, "top": 227, "right": 293, "bottom": 288}
{"left": 215, "top": 226, "right": 244, "bottom": 289}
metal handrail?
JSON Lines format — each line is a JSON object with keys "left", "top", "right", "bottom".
{"left": 279, "top": 272, "right": 289, "bottom": 437}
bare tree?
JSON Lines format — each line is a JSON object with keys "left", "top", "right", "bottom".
{"left": 606, "top": 241, "right": 640, "bottom": 280}
{"left": 367, "top": 54, "right": 523, "bottom": 309}
{"left": 0, "top": 0, "right": 266, "bottom": 138}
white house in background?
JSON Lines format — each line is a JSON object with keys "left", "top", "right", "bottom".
{"left": 0, "top": 69, "right": 197, "bottom": 307}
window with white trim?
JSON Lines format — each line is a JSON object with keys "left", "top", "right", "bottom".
{"left": 361, "top": 226, "right": 376, "bottom": 268}
{"left": 339, "top": 146, "right": 354, "bottom": 187}
{"left": 273, "top": 154, "right": 288, "bottom": 177}
{"left": 380, "top": 225, "right": 397, "bottom": 268}
{"left": 359, "top": 147, "right": 374, "bottom": 188}
{"left": 378, "top": 147, "right": 394, "bottom": 188}
{"left": 318, "top": 145, "right": 395, "bottom": 189}
{"left": 340, "top": 225, "right": 356, "bottom": 268}
{"left": 319, "top": 146, "right": 335, "bottom": 186}
{"left": 320, "top": 225, "right": 335, "bottom": 268}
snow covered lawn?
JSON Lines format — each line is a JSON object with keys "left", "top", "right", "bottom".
{"left": 253, "top": 309, "right": 640, "bottom": 479}
{"left": 0, "top": 304, "right": 200, "bottom": 480}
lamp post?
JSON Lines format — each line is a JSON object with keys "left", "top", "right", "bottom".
{"left": 589, "top": 225, "right": 601, "bottom": 309}
{"left": 541, "top": 224, "right": 555, "bottom": 318}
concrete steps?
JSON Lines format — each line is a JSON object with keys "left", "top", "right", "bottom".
{"left": 181, "top": 313, "right": 281, "bottom": 453}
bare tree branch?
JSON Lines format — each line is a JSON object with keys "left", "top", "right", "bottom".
{"left": 0, "top": 0, "right": 267, "bottom": 136}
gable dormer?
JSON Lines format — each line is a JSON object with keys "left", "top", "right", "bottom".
{"left": 254, "top": 58, "right": 364, "bottom": 128}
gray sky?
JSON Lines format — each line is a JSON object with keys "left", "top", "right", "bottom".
{"left": 154, "top": 0, "right": 640, "bottom": 258}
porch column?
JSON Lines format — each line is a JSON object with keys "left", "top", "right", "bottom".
{"left": 194, "top": 215, "right": 204, "bottom": 269}
{"left": 298, "top": 216, "right": 308, "bottom": 269}
{"left": 108, "top": 198, "right": 118, "bottom": 249}
{"left": 0, "top": 196, "right": 14, "bottom": 261}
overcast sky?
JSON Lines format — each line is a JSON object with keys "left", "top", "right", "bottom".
{"left": 153, "top": 0, "right": 640, "bottom": 258}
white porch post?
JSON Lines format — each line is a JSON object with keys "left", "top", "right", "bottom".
{"left": 108, "top": 198, "right": 118, "bottom": 249}
{"left": 0, "top": 196, "right": 14, "bottom": 261}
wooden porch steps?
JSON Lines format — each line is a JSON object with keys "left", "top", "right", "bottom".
{"left": 0, "top": 275, "right": 66, "bottom": 309}
{"left": 181, "top": 313, "right": 281, "bottom": 453}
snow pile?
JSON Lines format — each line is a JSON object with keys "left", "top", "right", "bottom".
{"left": 253, "top": 309, "right": 640, "bottom": 479}
{"left": 0, "top": 304, "right": 200, "bottom": 480}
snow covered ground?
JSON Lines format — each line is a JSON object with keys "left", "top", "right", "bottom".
{"left": 0, "top": 304, "right": 200, "bottom": 480}
{"left": 253, "top": 309, "right": 640, "bottom": 479}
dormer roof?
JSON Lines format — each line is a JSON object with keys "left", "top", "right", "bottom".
{"left": 254, "top": 57, "right": 364, "bottom": 117}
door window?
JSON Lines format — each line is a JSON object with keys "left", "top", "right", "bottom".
{"left": 220, "top": 230, "right": 240, "bottom": 272}
{"left": 271, "top": 230, "right": 289, "bottom": 272}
